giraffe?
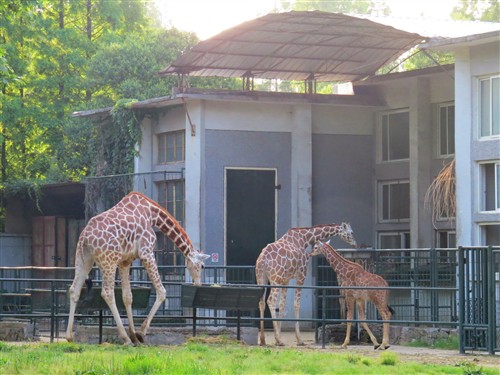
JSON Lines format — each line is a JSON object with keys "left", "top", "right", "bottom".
{"left": 66, "top": 191, "right": 210, "bottom": 345}
{"left": 256, "top": 222, "right": 357, "bottom": 346}
{"left": 310, "top": 240, "right": 394, "bottom": 350}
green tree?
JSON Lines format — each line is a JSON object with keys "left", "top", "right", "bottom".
{"left": 285, "top": 0, "right": 390, "bottom": 15}
{"left": 451, "top": 0, "right": 500, "bottom": 21}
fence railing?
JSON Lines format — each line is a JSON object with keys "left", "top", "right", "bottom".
{"left": 0, "top": 247, "right": 498, "bottom": 353}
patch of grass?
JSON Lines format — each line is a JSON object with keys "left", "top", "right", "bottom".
{"left": 405, "top": 335, "right": 459, "bottom": 350}
{"left": 0, "top": 341, "right": 497, "bottom": 375}
{"left": 379, "top": 351, "right": 398, "bottom": 366}
{"left": 459, "top": 361, "right": 488, "bottom": 375}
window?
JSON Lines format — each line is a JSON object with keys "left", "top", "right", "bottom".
{"left": 437, "top": 230, "right": 456, "bottom": 248}
{"left": 481, "top": 162, "right": 500, "bottom": 211}
{"left": 158, "top": 179, "right": 185, "bottom": 222}
{"left": 479, "top": 75, "right": 500, "bottom": 138}
{"left": 156, "top": 179, "right": 185, "bottom": 266}
{"left": 480, "top": 224, "right": 500, "bottom": 246}
{"left": 379, "top": 181, "right": 410, "bottom": 222}
{"left": 438, "top": 103, "right": 455, "bottom": 157}
{"left": 381, "top": 111, "right": 409, "bottom": 161}
{"left": 379, "top": 232, "right": 410, "bottom": 249}
{"left": 158, "top": 131, "right": 185, "bottom": 164}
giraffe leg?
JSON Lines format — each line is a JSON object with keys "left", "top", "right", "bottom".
{"left": 137, "top": 253, "right": 166, "bottom": 340}
{"left": 267, "top": 287, "right": 284, "bottom": 346}
{"left": 276, "top": 287, "right": 288, "bottom": 346}
{"left": 118, "top": 262, "right": 141, "bottom": 344}
{"left": 357, "top": 300, "right": 380, "bottom": 349}
{"left": 257, "top": 273, "right": 268, "bottom": 346}
{"left": 100, "top": 268, "right": 133, "bottom": 345}
{"left": 342, "top": 297, "right": 355, "bottom": 349}
{"left": 294, "top": 284, "right": 305, "bottom": 346}
{"left": 258, "top": 291, "right": 267, "bottom": 346}
{"left": 66, "top": 246, "right": 94, "bottom": 342}
{"left": 376, "top": 303, "right": 392, "bottom": 350}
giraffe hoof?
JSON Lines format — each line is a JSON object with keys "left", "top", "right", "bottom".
{"left": 296, "top": 341, "right": 305, "bottom": 346}
{"left": 135, "top": 332, "right": 145, "bottom": 344}
{"left": 275, "top": 341, "right": 285, "bottom": 347}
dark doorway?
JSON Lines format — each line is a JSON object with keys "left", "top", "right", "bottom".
{"left": 226, "top": 168, "right": 276, "bottom": 282}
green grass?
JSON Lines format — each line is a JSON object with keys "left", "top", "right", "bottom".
{"left": 405, "top": 335, "right": 460, "bottom": 350}
{"left": 0, "top": 340, "right": 495, "bottom": 375}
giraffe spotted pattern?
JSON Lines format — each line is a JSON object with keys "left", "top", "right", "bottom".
{"left": 256, "top": 222, "right": 357, "bottom": 346}
{"left": 66, "top": 192, "right": 209, "bottom": 345}
{"left": 311, "top": 240, "right": 393, "bottom": 350}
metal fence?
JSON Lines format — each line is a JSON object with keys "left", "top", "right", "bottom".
{"left": 0, "top": 247, "right": 498, "bottom": 353}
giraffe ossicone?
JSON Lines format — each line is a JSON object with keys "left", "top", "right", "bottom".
{"left": 311, "top": 240, "right": 393, "bottom": 350}
{"left": 66, "top": 191, "right": 209, "bottom": 345}
{"left": 256, "top": 222, "right": 357, "bottom": 347}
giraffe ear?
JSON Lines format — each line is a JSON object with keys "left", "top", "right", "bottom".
{"left": 194, "top": 253, "right": 210, "bottom": 262}
{"left": 325, "top": 240, "right": 331, "bottom": 245}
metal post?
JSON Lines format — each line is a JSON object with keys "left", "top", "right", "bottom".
{"left": 237, "top": 310, "right": 241, "bottom": 341}
{"left": 192, "top": 307, "right": 197, "bottom": 337}
{"left": 50, "top": 282, "right": 55, "bottom": 343}
{"left": 458, "top": 246, "right": 465, "bottom": 354}
{"left": 430, "top": 248, "right": 438, "bottom": 325}
{"left": 99, "top": 310, "right": 103, "bottom": 344}
{"left": 321, "top": 289, "right": 326, "bottom": 349}
{"left": 486, "top": 246, "right": 495, "bottom": 355}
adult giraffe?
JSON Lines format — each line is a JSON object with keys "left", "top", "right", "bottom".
{"left": 66, "top": 191, "right": 209, "bottom": 345}
{"left": 311, "top": 240, "right": 394, "bottom": 350}
{"left": 256, "top": 223, "right": 357, "bottom": 346}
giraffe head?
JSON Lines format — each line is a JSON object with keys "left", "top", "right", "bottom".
{"left": 338, "top": 222, "right": 357, "bottom": 248}
{"left": 310, "top": 240, "right": 329, "bottom": 257}
{"left": 186, "top": 251, "right": 210, "bottom": 285}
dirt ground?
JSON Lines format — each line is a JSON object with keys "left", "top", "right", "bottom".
{"left": 264, "top": 330, "right": 500, "bottom": 370}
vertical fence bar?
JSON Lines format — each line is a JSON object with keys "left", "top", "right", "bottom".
{"left": 430, "top": 248, "right": 438, "bottom": 324}
{"left": 50, "top": 281, "right": 55, "bottom": 343}
{"left": 487, "top": 246, "right": 495, "bottom": 354}
{"left": 321, "top": 288, "right": 326, "bottom": 349}
{"left": 458, "top": 246, "right": 465, "bottom": 353}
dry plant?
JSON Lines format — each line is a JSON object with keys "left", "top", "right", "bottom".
{"left": 425, "top": 159, "right": 456, "bottom": 227}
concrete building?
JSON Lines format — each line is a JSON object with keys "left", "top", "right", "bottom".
{"left": 71, "top": 13, "right": 499, "bottom": 325}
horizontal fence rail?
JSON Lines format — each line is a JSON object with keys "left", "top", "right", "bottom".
{"left": 0, "top": 247, "right": 497, "bottom": 353}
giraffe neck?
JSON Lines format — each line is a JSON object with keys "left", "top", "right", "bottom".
{"left": 297, "top": 224, "right": 343, "bottom": 245}
{"left": 128, "top": 192, "right": 194, "bottom": 257}
{"left": 153, "top": 208, "right": 194, "bottom": 257}
{"left": 319, "top": 243, "right": 358, "bottom": 277}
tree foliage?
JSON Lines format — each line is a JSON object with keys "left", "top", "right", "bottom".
{"left": 451, "top": 0, "right": 500, "bottom": 21}
{"left": 0, "top": 0, "right": 219, "bottom": 228}
{"left": 285, "top": 0, "right": 390, "bottom": 15}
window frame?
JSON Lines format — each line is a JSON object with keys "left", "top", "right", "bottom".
{"left": 479, "top": 161, "right": 500, "bottom": 212}
{"left": 378, "top": 231, "right": 411, "bottom": 249}
{"left": 157, "top": 130, "right": 185, "bottom": 164}
{"left": 157, "top": 179, "right": 186, "bottom": 225}
{"left": 478, "top": 75, "right": 500, "bottom": 139}
{"left": 378, "top": 109, "right": 410, "bottom": 163}
{"left": 436, "top": 102, "right": 455, "bottom": 158}
{"left": 378, "top": 180, "right": 410, "bottom": 223}
{"left": 436, "top": 230, "right": 456, "bottom": 248}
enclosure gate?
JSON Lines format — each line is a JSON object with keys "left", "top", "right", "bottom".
{"left": 458, "top": 246, "right": 499, "bottom": 354}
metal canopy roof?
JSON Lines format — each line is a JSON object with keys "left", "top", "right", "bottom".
{"left": 159, "top": 11, "right": 426, "bottom": 82}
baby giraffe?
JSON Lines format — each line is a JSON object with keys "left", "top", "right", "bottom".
{"left": 311, "top": 240, "right": 394, "bottom": 350}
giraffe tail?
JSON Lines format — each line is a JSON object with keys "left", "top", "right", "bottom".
{"left": 388, "top": 305, "right": 395, "bottom": 315}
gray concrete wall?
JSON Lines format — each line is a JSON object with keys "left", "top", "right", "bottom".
{"left": 204, "top": 129, "right": 292, "bottom": 265}
{"left": 0, "top": 234, "right": 31, "bottom": 266}
{"left": 312, "top": 133, "right": 374, "bottom": 248}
